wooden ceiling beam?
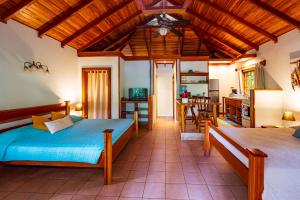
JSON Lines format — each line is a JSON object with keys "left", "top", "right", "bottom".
{"left": 183, "top": 0, "right": 194, "bottom": 9}
{"left": 191, "top": 25, "right": 245, "bottom": 56}
{"left": 110, "top": 31, "right": 136, "bottom": 51}
{"left": 61, "top": 0, "right": 134, "bottom": 47}
{"left": 103, "top": 29, "right": 135, "bottom": 51}
{"left": 38, "top": 0, "right": 93, "bottom": 37}
{"left": 144, "top": 28, "right": 150, "bottom": 56}
{"left": 249, "top": 0, "right": 300, "bottom": 29}
{"left": 197, "top": 0, "right": 277, "bottom": 42}
{"left": 1, "top": 0, "right": 35, "bottom": 23}
{"left": 187, "top": 9, "right": 259, "bottom": 50}
{"left": 163, "top": 36, "right": 167, "bottom": 55}
{"left": 134, "top": 0, "right": 145, "bottom": 10}
{"left": 119, "top": 31, "right": 137, "bottom": 52}
{"left": 143, "top": 6, "right": 185, "bottom": 15}
{"left": 180, "top": 29, "right": 185, "bottom": 56}
{"left": 78, "top": 11, "right": 142, "bottom": 52}
{"left": 147, "top": 0, "right": 162, "bottom": 7}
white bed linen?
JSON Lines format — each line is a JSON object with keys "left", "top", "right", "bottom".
{"left": 210, "top": 127, "right": 300, "bottom": 200}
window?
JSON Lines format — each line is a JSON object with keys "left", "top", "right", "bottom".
{"left": 243, "top": 68, "right": 255, "bottom": 96}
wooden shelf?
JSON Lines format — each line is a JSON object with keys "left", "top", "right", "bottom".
{"left": 181, "top": 82, "right": 208, "bottom": 84}
{"left": 120, "top": 96, "right": 153, "bottom": 130}
{"left": 223, "top": 97, "right": 242, "bottom": 125}
{"left": 180, "top": 72, "right": 209, "bottom": 76}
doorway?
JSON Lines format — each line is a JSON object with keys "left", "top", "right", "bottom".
{"left": 155, "top": 60, "right": 176, "bottom": 118}
{"left": 82, "top": 68, "right": 111, "bottom": 119}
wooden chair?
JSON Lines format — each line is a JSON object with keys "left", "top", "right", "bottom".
{"left": 183, "top": 96, "right": 198, "bottom": 125}
{"left": 196, "top": 97, "right": 218, "bottom": 132}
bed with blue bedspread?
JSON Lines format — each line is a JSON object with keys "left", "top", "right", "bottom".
{"left": 0, "top": 117, "right": 134, "bottom": 164}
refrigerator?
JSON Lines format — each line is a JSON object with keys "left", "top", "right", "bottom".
{"left": 208, "top": 79, "right": 219, "bottom": 115}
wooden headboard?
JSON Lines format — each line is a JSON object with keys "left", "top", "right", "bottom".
{"left": 0, "top": 102, "right": 70, "bottom": 133}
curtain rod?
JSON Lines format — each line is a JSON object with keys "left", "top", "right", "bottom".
{"left": 290, "top": 59, "right": 300, "bottom": 65}
{"left": 244, "top": 60, "right": 266, "bottom": 68}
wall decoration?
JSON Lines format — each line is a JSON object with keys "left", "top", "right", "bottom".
{"left": 24, "top": 61, "right": 50, "bottom": 73}
{"left": 290, "top": 60, "right": 300, "bottom": 91}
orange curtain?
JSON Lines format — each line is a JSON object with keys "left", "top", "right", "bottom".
{"left": 87, "top": 70, "right": 109, "bottom": 119}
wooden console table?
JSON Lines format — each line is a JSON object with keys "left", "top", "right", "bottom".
{"left": 120, "top": 96, "right": 153, "bottom": 130}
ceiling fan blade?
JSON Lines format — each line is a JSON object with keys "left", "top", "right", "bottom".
{"left": 172, "top": 19, "right": 190, "bottom": 26}
{"left": 155, "top": 14, "right": 164, "bottom": 23}
{"left": 170, "top": 28, "right": 183, "bottom": 37}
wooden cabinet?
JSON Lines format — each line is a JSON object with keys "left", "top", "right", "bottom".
{"left": 120, "top": 96, "right": 153, "bottom": 129}
{"left": 223, "top": 97, "right": 242, "bottom": 125}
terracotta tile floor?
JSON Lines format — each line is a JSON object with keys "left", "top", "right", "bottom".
{"left": 0, "top": 118, "right": 247, "bottom": 200}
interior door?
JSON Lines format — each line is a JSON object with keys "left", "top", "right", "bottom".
{"left": 82, "top": 68, "right": 111, "bottom": 119}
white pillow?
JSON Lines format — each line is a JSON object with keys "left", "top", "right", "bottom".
{"left": 45, "top": 116, "right": 74, "bottom": 134}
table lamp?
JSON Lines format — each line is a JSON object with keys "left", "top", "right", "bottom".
{"left": 282, "top": 111, "right": 296, "bottom": 127}
{"left": 75, "top": 103, "right": 82, "bottom": 111}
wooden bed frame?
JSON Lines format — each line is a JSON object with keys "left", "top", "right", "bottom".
{"left": 204, "top": 121, "right": 267, "bottom": 200}
{"left": 0, "top": 102, "right": 138, "bottom": 185}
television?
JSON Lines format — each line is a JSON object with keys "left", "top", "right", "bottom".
{"left": 129, "top": 88, "right": 148, "bottom": 100}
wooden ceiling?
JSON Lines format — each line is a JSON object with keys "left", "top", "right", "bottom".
{"left": 0, "top": 0, "right": 299, "bottom": 59}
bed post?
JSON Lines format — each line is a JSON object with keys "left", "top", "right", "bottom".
{"left": 204, "top": 121, "right": 211, "bottom": 156}
{"left": 247, "top": 148, "right": 267, "bottom": 200}
{"left": 104, "top": 129, "right": 113, "bottom": 185}
{"left": 134, "top": 111, "right": 139, "bottom": 136}
{"left": 64, "top": 101, "right": 71, "bottom": 115}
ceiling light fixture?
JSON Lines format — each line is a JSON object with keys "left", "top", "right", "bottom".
{"left": 158, "top": 27, "right": 169, "bottom": 36}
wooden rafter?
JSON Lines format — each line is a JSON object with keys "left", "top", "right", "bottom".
{"left": 144, "top": 28, "right": 150, "bottom": 56}
{"left": 143, "top": 6, "right": 185, "bottom": 15}
{"left": 197, "top": 0, "right": 277, "bottom": 42}
{"left": 134, "top": 0, "right": 145, "bottom": 10}
{"left": 0, "top": 0, "right": 35, "bottom": 23}
{"left": 183, "top": 0, "right": 193, "bottom": 9}
{"left": 197, "top": 38, "right": 202, "bottom": 55}
{"left": 110, "top": 31, "right": 136, "bottom": 51}
{"left": 205, "top": 40, "right": 236, "bottom": 58}
{"left": 38, "top": 0, "right": 93, "bottom": 37}
{"left": 187, "top": 9, "right": 259, "bottom": 50}
{"left": 191, "top": 25, "right": 245, "bottom": 55}
{"left": 149, "top": 27, "right": 152, "bottom": 55}
{"left": 102, "top": 29, "right": 136, "bottom": 51}
{"left": 61, "top": 0, "right": 134, "bottom": 47}
{"left": 120, "top": 31, "right": 136, "bottom": 52}
{"left": 249, "top": 0, "right": 300, "bottom": 29}
{"left": 147, "top": 0, "right": 162, "bottom": 7}
{"left": 163, "top": 36, "right": 167, "bottom": 55}
{"left": 180, "top": 29, "right": 185, "bottom": 56}
{"left": 118, "top": 16, "right": 155, "bottom": 52}
{"left": 78, "top": 11, "right": 142, "bottom": 52}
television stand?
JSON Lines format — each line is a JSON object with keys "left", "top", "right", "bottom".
{"left": 120, "top": 97, "right": 153, "bottom": 130}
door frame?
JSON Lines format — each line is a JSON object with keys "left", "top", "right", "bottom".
{"left": 154, "top": 59, "right": 177, "bottom": 119}
{"left": 82, "top": 68, "right": 112, "bottom": 119}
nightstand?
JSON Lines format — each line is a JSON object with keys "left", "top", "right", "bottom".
{"left": 261, "top": 125, "right": 278, "bottom": 128}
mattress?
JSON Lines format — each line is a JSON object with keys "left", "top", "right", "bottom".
{"left": 210, "top": 127, "right": 300, "bottom": 200}
{"left": 0, "top": 118, "right": 134, "bottom": 164}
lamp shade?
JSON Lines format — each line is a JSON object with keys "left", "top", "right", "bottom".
{"left": 75, "top": 103, "right": 82, "bottom": 111}
{"left": 282, "top": 111, "right": 296, "bottom": 121}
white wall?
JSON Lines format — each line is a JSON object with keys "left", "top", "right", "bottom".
{"left": 78, "top": 56, "right": 120, "bottom": 118}
{"left": 179, "top": 61, "right": 209, "bottom": 96}
{"left": 123, "top": 60, "right": 151, "bottom": 97}
{"left": 209, "top": 65, "right": 239, "bottom": 103}
{"left": 235, "top": 30, "right": 300, "bottom": 124}
{"left": 157, "top": 64, "right": 173, "bottom": 117}
{"left": 0, "top": 21, "right": 79, "bottom": 110}
{"left": 258, "top": 30, "right": 300, "bottom": 122}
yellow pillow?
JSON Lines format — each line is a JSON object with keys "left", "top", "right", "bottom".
{"left": 51, "top": 112, "right": 65, "bottom": 120}
{"left": 32, "top": 116, "right": 50, "bottom": 130}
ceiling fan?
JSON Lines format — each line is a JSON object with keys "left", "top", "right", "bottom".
{"left": 150, "top": 0, "right": 190, "bottom": 37}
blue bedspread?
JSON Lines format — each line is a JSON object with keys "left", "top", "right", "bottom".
{"left": 0, "top": 118, "right": 134, "bottom": 164}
